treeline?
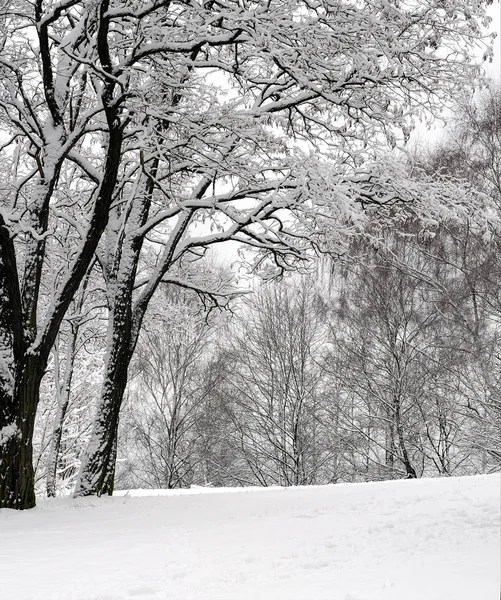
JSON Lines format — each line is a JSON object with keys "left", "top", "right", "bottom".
{"left": 110, "top": 234, "right": 500, "bottom": 489}
{"left": 34, "top": 221, "right": 501, "bottom": 494}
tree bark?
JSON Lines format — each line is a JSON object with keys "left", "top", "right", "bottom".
{"left": 0, "top": 116, "right": 123, "bottom": 508}
{"left": 0, "top": 358, "right": 44, "bottom": 509}
{"left": 394, "top": 395, "right": 417, "bottom": 479}
{"left": 45, "top": 329, "right": 77, "bottom": 498}
{"left": 74, "top": 308, "right": 132, "bottom": 496}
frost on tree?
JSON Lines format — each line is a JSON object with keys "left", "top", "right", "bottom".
{"left": 0, "top": 0, "right": 494, "bottom": 508}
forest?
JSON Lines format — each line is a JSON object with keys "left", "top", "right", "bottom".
{"left": 0, "top": 0, "right": 500, "bottom": 509}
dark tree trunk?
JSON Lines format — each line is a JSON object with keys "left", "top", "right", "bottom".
{"left": 73, "top": 392, "right": 123, "bottom": 495}
{"left": 74, "top": 164, "right": 161, "bottom": 497}
{"left": 74, "top": 338, "right": 131, "bottom": 496}
{"left": 0, "top": 358, "right": 44, "bottom": 509}
{"left": 394, "top": 395, "right": 417, "bottom": 479}
{"left": 0, "top": 0, "right": 126, "bottom": 509}
{"left": 385, "top": 418, "right": 398, "bottom": 472}
{"left": 0, "top": 119, "right": 123, "bottom": 508}
{"left": 75, "top": 117, "right": 201, "bottom": 498}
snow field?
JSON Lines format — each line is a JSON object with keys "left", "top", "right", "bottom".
{"left": 0, "top": 474, "right": 499, "bottom": 600}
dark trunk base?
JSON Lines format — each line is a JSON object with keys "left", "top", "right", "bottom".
{"left": 0, "top": 435, "right": 36, "bottom": 509}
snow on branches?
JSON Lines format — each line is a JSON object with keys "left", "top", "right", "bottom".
{"left": 0, "top": 0, "right": 494, "bottom": 507}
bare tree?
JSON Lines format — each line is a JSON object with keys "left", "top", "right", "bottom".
{"left": 207, "top": 278, "right": 336, "bottom": 486}
{"left": 115, "top": 285, "right": 220, "bottom": 490}
{"left": 325, "top": 232, "right": 482, "bottom": 480}
{"left": 418, "top": 86, "right": 501, "bottom": 469}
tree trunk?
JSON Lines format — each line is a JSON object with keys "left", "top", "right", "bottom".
{"left": 394, "top": 395, "right": 417, "bottom": 479}
{"left": 74, "top": 166, "right": 158, "bottom": 497}
{"left": 75, "top": 339, "right": 131, "bottom": 496}
{"left": 73, "top": 357, "right": 130, "bottom": 496}
{"left": 74, "top": 292, "right": 133, "bottom": 497}
{"left": 385, "top": 419, "right": 396, "bottom": 469}
{"left": 46, "top": 301, "right": 85, "bottom": 497}
{"left": 0, "top": 358, "right": 43, "bottom": 509}
{"left": 45, "top": 371, "right": 72, "bottom": 498}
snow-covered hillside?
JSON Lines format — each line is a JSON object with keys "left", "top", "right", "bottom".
{"left": 0, "top": 475, "right": 499, "bottom": 600}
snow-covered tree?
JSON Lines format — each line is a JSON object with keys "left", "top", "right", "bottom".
{"left": 0, "top": 0, "right": 494, "bottom": 508}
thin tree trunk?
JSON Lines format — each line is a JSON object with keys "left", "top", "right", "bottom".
{"left": 394, "top": 395, "right": 417, "bottom": 479}
{"left": 45, "top": 327, "right": 78, "bottom": 497}
{"left": 46, "top": 264, "right": 93, "bottom": 497}
{"left": 386, "top": 418, "right": 396, "bottom": 469}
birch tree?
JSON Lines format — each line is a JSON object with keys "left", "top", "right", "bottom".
{"left": 0, "top": 0, "right": 493, "bottom": 508}
{"left": 417, "top": 86, "right": 501, "bottom": 469}
{"left": 327, "top": 237, "right": 466, "bottom": 479}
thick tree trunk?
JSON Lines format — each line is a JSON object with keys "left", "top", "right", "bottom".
{"left": 74, "top": 349, "right": 130, "bottom": 496}
{"left": 74, "top": 294, "right": 133, "bottom": 497}
{"left": 74, "top": 165, "right": 159, "bottom": 497}
{"left": 0, "top": 1, "right": 124, "bottom": 509}
{"left": 75, "top": 122, "right": 197, "bottom": 498}
{"left": 76, "top": 337, "right": 128, "bottom": 496}
{"left": 0, "top": 358, "right": 43, "bottom": 509}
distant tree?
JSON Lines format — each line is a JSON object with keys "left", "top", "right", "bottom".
{"left": 325, "top": 230, "right": 484, "bottom": 480}
{"left": 207, "top": 278, "right": 336, "bottom": 486}
{"left": 418, "top": 86, "right": 501, "bottom": 470}
{"left": 41, "top": 262, "right": 105, "bottom": 497}
{"left": 115, "top": 285, "right": 220, "bottom": 490}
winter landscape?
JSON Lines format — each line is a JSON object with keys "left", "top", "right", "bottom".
{"left": 1, "top": 1, "right": 501, "bottom": 598}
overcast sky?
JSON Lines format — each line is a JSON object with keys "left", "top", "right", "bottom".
{"left": 486, "top": 2, "right": 501, "bottom": 79}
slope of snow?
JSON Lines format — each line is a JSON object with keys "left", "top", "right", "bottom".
{"left": 0, "top": 474, "right": 499, "bottom": 600}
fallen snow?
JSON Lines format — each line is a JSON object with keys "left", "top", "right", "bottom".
{"left": 0, "top": 475, "right": 499, "bottom": 600}
{"left": 0, "top": 423, "right": 18, "bottom": 445}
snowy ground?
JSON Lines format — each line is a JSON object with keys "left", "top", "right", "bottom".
{"left": 0, "top": 475, "right": 499, "bottom": 600}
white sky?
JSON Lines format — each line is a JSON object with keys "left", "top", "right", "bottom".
{"left": 406, "top": 3, "right": 500, "bottom": 147}
{"left": 486, "top": 2, "right": 501, "bottom": 79}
